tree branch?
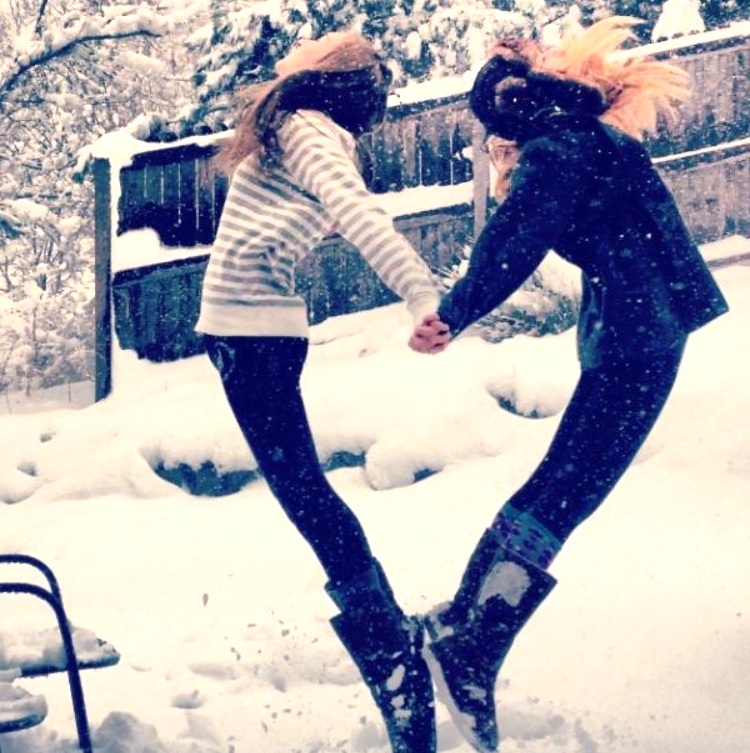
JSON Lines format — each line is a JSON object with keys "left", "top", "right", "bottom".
{"left": 34, "top": 0, "right": 50, "bottom": 37}
{"left": 1, "top": 10, "right": 170, "bottom": 100}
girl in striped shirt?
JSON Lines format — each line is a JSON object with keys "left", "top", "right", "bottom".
{"left": 197, "top": 30, "right": 446, "bottom": 753}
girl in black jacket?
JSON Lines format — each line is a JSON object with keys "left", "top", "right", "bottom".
{"left": 409, "top": 17, "right": 728, "bottom": 753}
{"left": 204, "top": 31, "right": 438, "bottom": 753}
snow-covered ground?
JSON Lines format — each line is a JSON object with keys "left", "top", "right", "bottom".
{"left": 1, "top": 236, "right": 749, "bottom": 753}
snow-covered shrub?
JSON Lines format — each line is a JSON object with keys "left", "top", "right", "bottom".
{"left": 439, "top": 246, "right": 581, "bottom": 343}
{"left": 1, "top": 1, "right": 193, "bottom": 396}
{"left": 0, "top": 202, "right": 95, "bottom": 395}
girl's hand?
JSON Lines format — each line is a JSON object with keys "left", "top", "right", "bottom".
{"left": 408, "top": 313, "right": 451, "bottom": 354}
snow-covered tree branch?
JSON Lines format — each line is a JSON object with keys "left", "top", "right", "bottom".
{"left": 1, "top": 5, "right": 172, "bottom": 100}
{"left": 0, "top": 0, "right": 199, "bottom": 395}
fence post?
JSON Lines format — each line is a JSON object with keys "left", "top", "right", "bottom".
{"left": 472, "top": 121, "right": 489, "bottom": 238}
{"left": 93, "top": 158, "right": 112, "bottom": 402}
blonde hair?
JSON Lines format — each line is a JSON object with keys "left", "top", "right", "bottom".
{"left": 217, "top": 31, "right": 390, "bottom": 174}
{"left": 541, "top": 16, "right": 691, "bottom": 140}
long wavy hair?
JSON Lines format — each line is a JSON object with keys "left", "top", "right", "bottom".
{"left": 478, "top": 16, "right": 692, "bottom": 199}
{"left": 541, "top": 16, "right": 691, "bottom": 139}
{"left": 216, "top": 31, "right": 392, "bottom": 175}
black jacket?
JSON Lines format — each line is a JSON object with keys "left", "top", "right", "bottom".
{"left": 439, "top": 113, "right": 729, "bottom": 369}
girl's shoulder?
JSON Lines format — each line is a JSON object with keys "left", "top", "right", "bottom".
{"left": 525, "top": 114, "right": 633, "bottom": 176}
{"left": 284, "top": 110, "right": 355, "bottom": 150}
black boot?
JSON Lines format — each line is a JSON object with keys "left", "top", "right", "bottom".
{"left": 327, "top": 561, "right": 436, "bottom": 753}
{"left": 423, "top": 529, "right": 556, "bottom": 753}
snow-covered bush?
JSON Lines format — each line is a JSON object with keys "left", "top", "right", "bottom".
{"left": 439, "top": 246, "right": 581, "bottom": 343}
{"left": 0, "top": 1, "right": 194, "bottom": 397}
{"left": 652, "top": 0, "right": 705, "bottom": 42}
{"left": 0, "top": 200, "right": 95, "bottom": 394}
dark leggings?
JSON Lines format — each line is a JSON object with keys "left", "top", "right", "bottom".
{"left": 496, "top": 341, "right": 686, "bottom": 544}
{"left": 204, "top": 335, "right": 374, "bottom": 585}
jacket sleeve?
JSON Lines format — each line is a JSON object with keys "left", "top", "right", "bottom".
{"left": 438, "top": 136, "right": 584, "bottom": 336}
{"left": 279, "top": 111, "right": 440, "bottom": 323}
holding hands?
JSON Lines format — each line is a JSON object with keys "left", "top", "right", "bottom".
{"left": 409, "top": 312, "right": 451, "bottom": 354}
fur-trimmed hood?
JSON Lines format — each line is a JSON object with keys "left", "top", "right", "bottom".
{"left": 470, "top": 55, "right": 608, "bottom": 142}
{"left": 471, "top": 16, "right": 691, "bottom": 143}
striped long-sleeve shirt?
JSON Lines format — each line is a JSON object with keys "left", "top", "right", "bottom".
{"left": 196, "top": 109, "right": 440, "bottom": 338}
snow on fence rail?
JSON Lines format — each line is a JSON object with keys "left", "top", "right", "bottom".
{"left": 93, "top": 25, "right": 750, "bottom": 401}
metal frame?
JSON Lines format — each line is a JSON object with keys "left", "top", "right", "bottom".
{"left": 0, "top": 554, "right": 100, "bottom": 752}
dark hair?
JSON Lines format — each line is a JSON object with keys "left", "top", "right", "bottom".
{"left": 526, "top": 71, "right": 608, "bottom": 116}
{"left": 217, "top": 32, "right": 392, "bottom": 174}
{"left": 277, "top": 64, "right": 392, "bottom": 136}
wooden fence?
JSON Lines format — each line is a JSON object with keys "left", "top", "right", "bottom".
{"left": 94, "top": 25, "right": 750, "bottom": 400}
{"left": 645, "top": 31, "right": 750, "bottom": 156}
{"left": 644, "top": 27, "right": 750, "bottom": 242}
{"left": 94, "top": 92, "right": 479, "bottom": 397}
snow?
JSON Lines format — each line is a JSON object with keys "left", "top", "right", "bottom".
{"left": 405, "top": 30, "right": 423, "bottom": 61}
{"left": 110, "top": 178, "right": 474, "bottom": 274}
{"left": 627, "top": 18, "right": 750, "bottom": 59}
{"left": 4, "top": 199, "right": 53, "bottom": 224}
{"left": 478, "top": 561, "right": 530, "bottom": 608}
{"left": 0, "top": 626, "right": 118, "bottom": 676}
{"left": 112, "top": 229, "right": 211, "bottom": 274}
{"left": 6, "top": 18, "right": 750, "bottom": 746}
{"left": 0, "top": 682, "right": 47, "bottom": 729}
{"left": 7, "top": 6, "right": 172, "bottom": 76}
{"left": 83, "top": 129, "right": 228, "bottom": 173}
{"left": 654, "top": 135, "right": 750, "bottom": 168}
{"left": 652, "top": 0, "right": 706, "bottom": 42}
{"left": 113, "top": 52, "right": 170, "bottom": 77}
{"left": 1, "top": 235, "right": 749, "bottom": 752}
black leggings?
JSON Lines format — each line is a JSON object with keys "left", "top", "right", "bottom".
{"left": 497, "top": 342, "right": 686, "bottom": 544}
{"left": 204, "top": 335, "right": 374, "bottom": 585}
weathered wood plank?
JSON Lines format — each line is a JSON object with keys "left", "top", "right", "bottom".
{"left": 196, "top": 158, "right": 216, "bottom": 245}
{"left": 177, "top": 159, "right": 198, "bottom": 243}
{"left": 93, "top": 159, "right": 112, "bottom": 401}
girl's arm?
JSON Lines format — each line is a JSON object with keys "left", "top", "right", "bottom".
{"left": 439, "top": 136, "right": 583, "bottom": 336}
{"left": 280, "top": 111, "right": 440, "bottom": 322}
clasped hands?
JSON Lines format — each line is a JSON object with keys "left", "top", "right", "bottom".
{"left": 408, "top": 312, "right": 452, "bottom": 354}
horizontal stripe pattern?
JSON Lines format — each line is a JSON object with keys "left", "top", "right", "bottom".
{"left": 196, "top": 110, "right": 439, "bottom": 338}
